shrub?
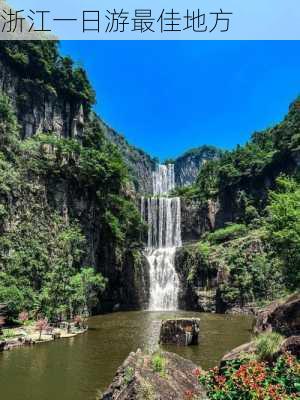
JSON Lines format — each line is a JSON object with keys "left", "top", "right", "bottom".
{"left": 199, "top": 353, "right": 300, "bottom": 400}
{"left": 124, "top": 367, "right": 134, "bottom": 384}
{"left": 0, "top": 284, "right": 24, "bottom": 322}
{"left": 207, "top": 224, "right": 247, "bottom": 244}
{"left": 151, "top": 353, "right": 166, "bottom": 375}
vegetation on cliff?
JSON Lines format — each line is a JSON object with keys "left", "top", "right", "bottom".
{"left": 177, "top": 99, "right": 300, "bottom": 311}
{"left": 0, "top": 41, "right": 95, "bottom": 111}
{"left": 0, "top": 91, "right": 144, "bottom": 322}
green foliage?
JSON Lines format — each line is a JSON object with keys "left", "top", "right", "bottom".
{"left": 192, "top": 129, "right": 276, "bottom": 205}
{"left": 265, "top": 176, "right": 300, "bottom": 290}
{"left": 70, "top": 268, "right": 107, "bottom": 316}
{"left": 186, "top": 228, "right": 286, "bottom": 309}
{"left": 206, "top": 224, "right": 247, "bottom": 244}
{"left": 0, "top": 274, "right": 24, "bottom": 322}
{"left": 0, "top": 92, "right": 142, "bottom": 321}
{"left": 2, "top": 329, "right": 16, "bottom": 338}
{"left": 151, "top": 353, "right": 166, "bottom": 375}
{"left": 218, "top": 248, "right": 284, "bottom": 308}
{"left": 124, "top": 367, "right": 135, "bottom": 384}
{"left": 255, "top": 332, "right": 284, "bottom": 362}
{"left": 0, "top": 42, "right": 95, "bottom": 109}
{"left": 0, "top": 93, "right": 20, "bottom": 160}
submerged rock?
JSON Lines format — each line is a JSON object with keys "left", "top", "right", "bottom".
{"left": 100, "top": 349, "right": 207, "bottom": 400}
{"left": 159, "top": 318, "right": 200, "bottom": 346}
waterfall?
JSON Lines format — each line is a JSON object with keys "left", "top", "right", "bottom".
{"left": 141, "top": 164, "right": 181, "bottom": 311}
{"left": 152, "top": 164, "right": 175, "bottom": 195}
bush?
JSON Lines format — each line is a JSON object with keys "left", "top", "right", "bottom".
{"left": 199, "top": 353, "right": 300, "bottom": 400}
{"left": 151, "top": 353, "right": 166, "bottom": 375}
{"left": 207, "top": 224, "right": 247, "bottom": 244}
{"left": 0, "top": 281, "right": 24, "bottom": 322}
{"left": 265, "top": 176, "right": 300, "bottom": 290}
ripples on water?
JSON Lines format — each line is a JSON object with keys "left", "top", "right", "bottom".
{"left": 0, "top": 311, "right": 253, "bottom": 400}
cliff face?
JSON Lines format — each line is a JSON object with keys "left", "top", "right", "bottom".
{"left": 0, "top": 59, "right": 85, "bottom": 140}
{"left": 0, "top": 45, "right": 150, "bottom": 312}
{"left": 99, "top": 120, "right": 155, "bottom": 194}
{"left": 174, "top": 146, "right": 221, "bottom": 188}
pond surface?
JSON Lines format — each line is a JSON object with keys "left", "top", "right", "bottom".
{"left": 0, "top": 311, "right": 253, "bottom": 400}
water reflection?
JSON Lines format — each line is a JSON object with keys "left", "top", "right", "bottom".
{"left": 0, "top": 311, "right": 252, "bottom": 400}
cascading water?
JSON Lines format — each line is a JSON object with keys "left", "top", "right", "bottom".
{"left": 141, "top": 164, "right": 182, "bottom": 311}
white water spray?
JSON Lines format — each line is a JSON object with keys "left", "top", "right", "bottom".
{"left": 141, "top": 164, "right": 182, "bottom": 311}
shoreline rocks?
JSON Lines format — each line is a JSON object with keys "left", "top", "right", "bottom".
{"left": 100, "top": 349, "right": 207, "bottom": 400}
{"left": 254, "top": 293, "right": 300, "bottom": 336}
{"left": 0, "top": 324, "right": 88, "bottom": 352}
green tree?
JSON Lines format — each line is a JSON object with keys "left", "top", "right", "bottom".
{"left": 265, "top": 176, "right": 300, "bottom": 289}
{"left": 70, "top": 268, "right": 107, "bottom": 316}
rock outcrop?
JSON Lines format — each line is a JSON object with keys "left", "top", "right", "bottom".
{"left": 159, "top": 319, "right": 200, "bottom": 346}
{"left": 101, "top": 120, "right": 156, "bottom": 194}
{"left": 100, "top": 349, "right": 207, "bottom": 400}
{"left": 221, "top": 341, "right": 257, "bottom": 366}
{"left": 175, "top": 245, "right": 218, "bottom": 312}
{"left": 0, "top": 59, "right": 85, "bottom": 140}
{"left": 254, "top": 293, "right": 300, "bottom": 336}
{"left": 174, "top": 146, "right": 221, "bottom": 188}
{"left": 221, "top": 335, "right": 300, "bottom": 365}
{"left": 221, "top": 295, "right": 300, "bottom": 365}
{"left": 279, "top": 336, "right": 300, "bottom": 357}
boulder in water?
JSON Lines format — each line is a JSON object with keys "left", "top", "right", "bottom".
{"left": 100, "top": 349, "right": 207, "bottom": 400}
{"left": 159, "top": 318, "right": 200, "bottom": 346}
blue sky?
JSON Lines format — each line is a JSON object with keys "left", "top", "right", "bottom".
{"left": 61, "top": 41, "right": 300, "bottom": 161}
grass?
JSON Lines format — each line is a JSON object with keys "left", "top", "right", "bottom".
{"left": 206, "top": 223, "right": 247, "bottom": 244}
{"left": 1, "top": 329, "right": 16, "bottom": 339}
{"left": 255, "top": 332, "right": 284, "bottom": 361}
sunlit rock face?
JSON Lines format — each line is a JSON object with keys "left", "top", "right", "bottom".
{"left": 174, "top": 145, "right": 222, "bottom": 188}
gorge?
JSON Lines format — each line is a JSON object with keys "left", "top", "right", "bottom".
{"left": 0, "top": 40, "right": 299, "bottom": 400}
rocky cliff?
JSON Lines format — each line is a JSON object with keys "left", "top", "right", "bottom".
{"left": 174, "top": 145, "right": 221, "bottom": 188}
{"left": 0, "top": 55, "right": 86, "bottom": 140}
{"left": 0, "top": 42, "right": 150, "bottom": 313}
{"left": 99, "top": 120, "right": 155, "bottom": 194}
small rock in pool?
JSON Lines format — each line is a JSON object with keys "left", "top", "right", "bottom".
{"left": 159, "top": 318, "right": 200, "bottom": 346}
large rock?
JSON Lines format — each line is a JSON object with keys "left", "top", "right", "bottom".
{"left": 221, "top": 335, "right": 300, "bottom": 366}
{"left": 100, "top": 349, "right": 207, "bottom": 400}
{"left": 254, "top": 293, "right": 300, "bottom": 336}
{"left": 159, "top": 319, "right": 200, "bottom": 346}
{"left": 279, "top": 336, "right": 300, "bottom": 357}
{"left": 174, "top": 146, "right": 221, "bottom": 188}
{"left": 220, "top": 341, "right": 257, "bottom": 366}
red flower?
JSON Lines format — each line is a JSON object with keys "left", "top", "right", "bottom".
{"left": 184, "top": 389, "right": 194, "bottom": 399}
{"left": 192, "top": 368, "right": 202, "bottom": 377}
